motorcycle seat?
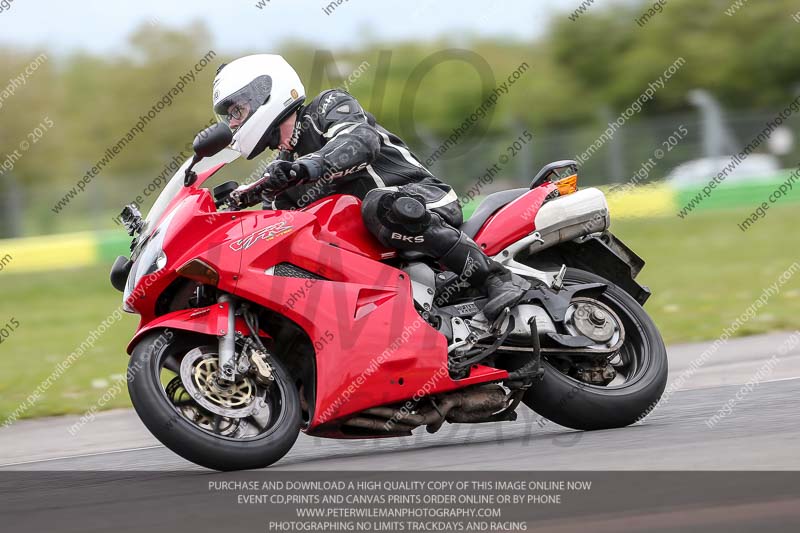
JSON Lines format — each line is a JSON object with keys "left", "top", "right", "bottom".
{"left": 396, "top": 188, "right": 529, "bottom": 262}
{"left": 459, "top": 188, "right": 529, "bottom": 238}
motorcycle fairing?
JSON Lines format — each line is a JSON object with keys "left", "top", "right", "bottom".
{"left": 230, "top": 205, "right": 509, "bottom": 427}
{"left": 473, "top": 183, "right": 558, "bottom": 256}
{"left": 126, "top": 302, "right": 261, "bottom": 354}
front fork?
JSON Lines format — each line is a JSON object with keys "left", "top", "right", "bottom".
{"left": 218, "top": 294, "right": 237, "bottom": 383}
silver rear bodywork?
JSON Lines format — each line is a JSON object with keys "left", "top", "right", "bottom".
{"left": 530, "top": 187, "right": 610, "bottom": 253}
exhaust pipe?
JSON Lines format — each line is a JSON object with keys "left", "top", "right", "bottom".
{"left": 343, "top": 417, "right": 416, "bottom": 435}
{"left": 355, "top": 385, "right": 509, "bottom": 434}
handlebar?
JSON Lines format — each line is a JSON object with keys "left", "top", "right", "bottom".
{"left": 226, "top": 174, "right": 285, "bottom": 210}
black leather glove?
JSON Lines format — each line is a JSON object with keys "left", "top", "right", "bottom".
{"left": 263, "top": 160, "right": 296, "bottom": 193}
{"left": 290, "top": 155, "right": 325, "bottom": 183}
{"left": 230, "top": 179, "right": 268, "bottom": 209}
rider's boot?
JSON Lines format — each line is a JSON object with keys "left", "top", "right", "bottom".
{"left": 440, "top": 233, "right": 530, "bottom": 321}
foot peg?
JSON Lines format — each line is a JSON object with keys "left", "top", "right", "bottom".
{"left": 551, "top": 264, "right": 567, "bottom": 292}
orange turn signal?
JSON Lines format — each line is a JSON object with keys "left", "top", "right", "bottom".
{"left": 177, "top": 259, "right": 220, "bottom": 286}
{"left": 554, "top": 174, "right": 579, "bottom": 196}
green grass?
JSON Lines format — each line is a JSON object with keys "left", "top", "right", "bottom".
{"left": 0, "top": 204, "right": 797, "bottom": 421}
{"left": 612, "top": 204, "right": 799, "bottom": 344}
{"left": 0, "top": 268, "right": 139, "bottom": 420}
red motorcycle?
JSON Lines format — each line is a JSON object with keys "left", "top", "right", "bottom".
{"left": 111, "top": 124, "right": 667, "bottom": 471}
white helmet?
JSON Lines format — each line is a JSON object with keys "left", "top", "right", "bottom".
{"left": 212, "top": 54, "right": 306, "bottom": 159}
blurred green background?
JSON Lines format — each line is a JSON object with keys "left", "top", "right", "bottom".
{"left": 2, "top": 0, "right": 800, "bottom": 236}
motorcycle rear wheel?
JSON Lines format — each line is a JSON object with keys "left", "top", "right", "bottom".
{"left": 521, "top": 268, "right": 668, "bottom": 430}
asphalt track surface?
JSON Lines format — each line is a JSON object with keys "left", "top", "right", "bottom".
{"left": 1, "top": 331, "right": 798, "bottom": 471}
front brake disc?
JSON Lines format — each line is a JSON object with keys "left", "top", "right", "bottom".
{"left": 179, "top": 347, "right": 263, "bottom": 419}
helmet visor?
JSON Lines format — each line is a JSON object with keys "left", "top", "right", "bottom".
{"left": 214, "top": 75, "right": 272, "bottom": 132}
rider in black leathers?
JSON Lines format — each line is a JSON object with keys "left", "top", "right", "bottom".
{"left": 215, "top": 57, "right": 528, "bottom": 320}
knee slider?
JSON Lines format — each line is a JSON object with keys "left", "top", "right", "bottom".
{"left": 391, "top": 196, "right": 428, "bottom": 224}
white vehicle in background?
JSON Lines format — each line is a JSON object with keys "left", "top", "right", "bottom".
{"left": 665, "top": 154, "right": 782, "bottom": 188}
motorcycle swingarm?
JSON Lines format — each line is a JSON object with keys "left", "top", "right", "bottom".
{"left": 519, "top": 282, "right": 607, "bottom": 324}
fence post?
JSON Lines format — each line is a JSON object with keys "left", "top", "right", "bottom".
{"left": 601, "top": 106, "right": 625, "bottom": 183}
{"left": 0, "top": 173, "right": 23, "bottom": 238}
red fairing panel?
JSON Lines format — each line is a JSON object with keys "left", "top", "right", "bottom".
{"left": 473, "top": 183, "right": 558, "bottom": 256}
{"left": 128, "top": 192, "right": 508, "bottom": 429}
{"left": 231, "top": 198, "right": 507, "bottom": 428}
{"left": 302, "top": 195, "right": 397, "bottom": 261}
{"left": 126, "top": 302, "right": 258, "bottom": 354}
{"left": 125, "top": 189, "right": 245, "bottom": 326}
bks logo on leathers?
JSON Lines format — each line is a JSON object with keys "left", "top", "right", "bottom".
{"left": 390, "top": 232, "right": 424, "bottom": 243}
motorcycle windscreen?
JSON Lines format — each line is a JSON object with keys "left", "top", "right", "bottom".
{"left": 140, "top": 148, "right": 241, "bottom": 239}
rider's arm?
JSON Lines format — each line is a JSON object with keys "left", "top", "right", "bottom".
{"left": 295, "top": 91, "right": 381, "bottom": 182}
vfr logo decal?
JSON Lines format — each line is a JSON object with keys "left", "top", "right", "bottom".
{"left": 230, "top": 221, "right": 294, "bottom": 252}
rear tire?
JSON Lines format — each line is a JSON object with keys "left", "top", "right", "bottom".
{"left": 128, "top": 331, "right": 301, "bottom": 471}
{"left": 522, "top": 268, "right": 668, "bottom": 430}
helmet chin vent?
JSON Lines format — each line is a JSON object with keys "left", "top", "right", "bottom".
{"left": 248, "top": 98, "right": 305, "bottom": 159}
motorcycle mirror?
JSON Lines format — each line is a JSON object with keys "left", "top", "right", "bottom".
{"left": 185, "top": 123, "right": 233, "bottom": 187}
{"left": 193, "top": 122, "right": 233, "bottom": 159}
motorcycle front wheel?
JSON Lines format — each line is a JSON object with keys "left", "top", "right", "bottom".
{"left": 128, "top": 331, "right": 301, "bottom": 471}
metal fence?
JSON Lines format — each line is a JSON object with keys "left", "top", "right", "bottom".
{"left": 2, "top": 106, "right": 798, "bottom": 239}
